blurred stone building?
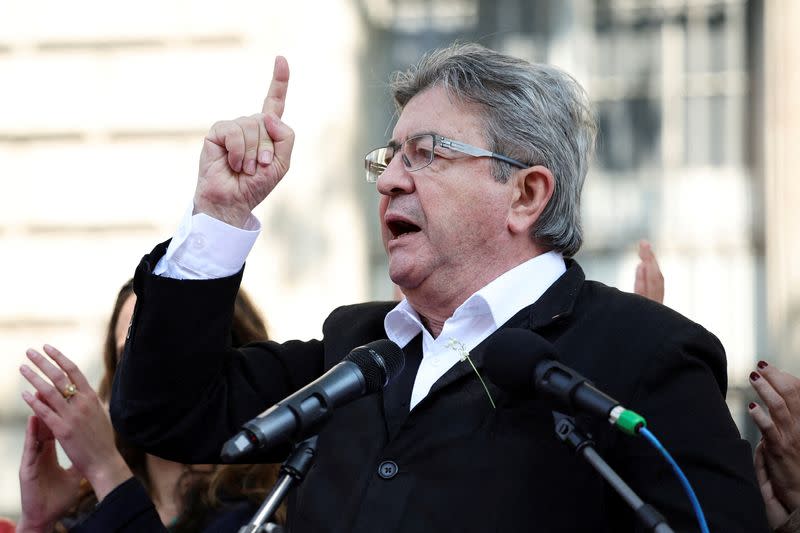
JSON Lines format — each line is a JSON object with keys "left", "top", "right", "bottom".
{"left": 0, "top": 0, "right": 796, "bottom": 518}
{"left": 354, "top": 0, "right": 797, "bottom": 440}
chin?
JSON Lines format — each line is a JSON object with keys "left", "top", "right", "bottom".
{"left": 388, "top": 263, "right": 421, "bottom": 291}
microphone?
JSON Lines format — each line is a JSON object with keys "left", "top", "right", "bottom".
{"left": 483, "top": 329, "right": 645, "bottom": 435}
{"left": 221, "top": 339, "right": 405, "bottom": 462}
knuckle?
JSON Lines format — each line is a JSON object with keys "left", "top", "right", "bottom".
{"left": 226, "top": 121, "right": 244, "bottom": 136}
{"left": 239, "top": 117, "right": 259, "bottom": 133}
{"left": 785, "top": 433, "right": 800, "bottom": 449}
{"left": 766, "top": 395, "right": 788, "bottom": 412}
{"left": 43, "top": 388, "right": 60, "bottom": 404}
{"left": 76, "top": 402, "right": 92, "bottom": 418}
{"left": 758, "top": 416, "right": 775, "bottom": 433}
{"left": 59, "top": 425, "right": 74, "bottom": 441}
{"left": 771, "top": 440, "right": 789, "bottom": 458}
{"left": 780, "top": 389, "right": 800, "bottom": 407}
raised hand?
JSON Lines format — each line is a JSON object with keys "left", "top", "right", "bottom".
{"left": 633, "top": 240, "right": 664, "bottom": 304}
{"left": 194, "top": 56, "right": 294, "bottom": 228}
{"left": 17, "top": 414, "right": 81, "bottom": 533}
{"left": 749, "top": 361, "right": 800, "bottom": 526}
{"left": 754, "top": 440, "right": 791, "bottom": 528}
{"left": 19, "top": 345, "right": 133, "bottom": 503}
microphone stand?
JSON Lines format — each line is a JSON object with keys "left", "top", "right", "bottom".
{"left": 552, "top": 414, "right": 675, "bottom": 533}
{"left": 238, "top": 436, "right": 319, "bottom": 533}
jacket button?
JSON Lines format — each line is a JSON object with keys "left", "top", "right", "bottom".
{"left": 378, "top": 460, "right": 398, "bottom": 479}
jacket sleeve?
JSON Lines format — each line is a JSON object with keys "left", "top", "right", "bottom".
{"left": 70, "top": 477, "right": 165, "bottom": 533}
{"left": 110, "top": 241, "right": 326, "bottom": 463}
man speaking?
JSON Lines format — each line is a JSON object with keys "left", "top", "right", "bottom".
{"left": 111, "top": 44, "right": 769, "bottom": 532}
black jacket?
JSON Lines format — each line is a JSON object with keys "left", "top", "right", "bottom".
{"left": 111, "top": 241, "right": 769, "bottom": 532}
{"left": 66, "top": 477, "right": 265, "bottom": 533}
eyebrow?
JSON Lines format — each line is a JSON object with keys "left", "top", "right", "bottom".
{"left": 387, "top": 130, "right": 440, "bottom": 148}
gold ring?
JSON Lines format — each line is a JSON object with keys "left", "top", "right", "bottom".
{"left": 62, "top": 383, "right": 78, "bottom": 400}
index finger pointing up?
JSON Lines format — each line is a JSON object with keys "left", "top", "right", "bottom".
{"left": 262, "top": 56, "right": 290, "bottom": 118}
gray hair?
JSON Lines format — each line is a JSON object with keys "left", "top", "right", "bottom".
{"left": 390, "top": 42, "right": 597, "bottom": 257}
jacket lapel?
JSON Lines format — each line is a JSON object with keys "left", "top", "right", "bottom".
{"left": 382, "top": 334, "right": 423, "bottom": 440}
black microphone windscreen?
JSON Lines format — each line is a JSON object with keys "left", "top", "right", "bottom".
{"left": 345, "top": 339, "right": 405, "bottom": 393}
{"left": 483, "top": 329, "right": 557, "bottom": 393}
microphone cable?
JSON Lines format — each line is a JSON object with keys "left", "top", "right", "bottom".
{"left": 638, "top": 426, "right": 709, "bottom": 533}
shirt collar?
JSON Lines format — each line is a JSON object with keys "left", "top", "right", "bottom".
{"left": 384, "top": 250, "right": 566, "bottom": 347}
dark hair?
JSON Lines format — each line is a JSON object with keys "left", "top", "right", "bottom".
{"left": 96, "top": 279, "right": 134, "bottom": 401}
{"left": 57, "top": 279, "right": 283, "bottom": 532}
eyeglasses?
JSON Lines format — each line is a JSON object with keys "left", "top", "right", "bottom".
{"left": 364, "top": 133, "right": 530, "bottom": 183}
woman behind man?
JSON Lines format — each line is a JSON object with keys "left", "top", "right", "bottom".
{"left": 17, "top": 280, "right": 285, "bottom": 532}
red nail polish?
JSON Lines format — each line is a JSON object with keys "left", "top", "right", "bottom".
{"left": 750, "top": 371, "right": 760, "bottom": 381}
{"left": 749, "top": 402, "right": 757, "bottom": 410}
{"left": 757, "top": 361, "right": 768, "bottom": 370}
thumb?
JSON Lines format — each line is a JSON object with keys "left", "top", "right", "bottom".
{"left": 65, "top": 464, "right": 82, "bottom": 482}
{"left": 21, "top": 416, "right": 39, "bottom": 467}
{"left": 264, "top": 113, "right": 295, "bottom": 171}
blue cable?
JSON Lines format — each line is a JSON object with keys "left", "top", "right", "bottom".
{"left": 639, "top": 427, "right": 709, "bottom": 533}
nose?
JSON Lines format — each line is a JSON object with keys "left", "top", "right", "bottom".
{"left": 376, "top": 155, "right": 415, "bottom": 197}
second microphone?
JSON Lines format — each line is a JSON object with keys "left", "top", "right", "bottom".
{"left": 221, "top": 339, "right": 405, "bottom": 462}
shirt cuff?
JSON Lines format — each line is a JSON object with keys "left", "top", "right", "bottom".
{"left": 154, "top": 204, "right": 261, "bottom": 279}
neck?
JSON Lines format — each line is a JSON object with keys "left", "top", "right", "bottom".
{"left": 403, "top": 246, "right": 549, "bottom": 338}
{"left": 145, "top": 455, "right": 185, "bottom": 523}
{"left": 419, "top": 314, "right": 446, "bottom": 338}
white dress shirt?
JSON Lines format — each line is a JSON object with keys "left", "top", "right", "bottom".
{"left": 154, "top": 206, "right": 260, "bottom": 278}
{"left": 155, "top": 210, "right": 566, "bottom": 409}
{"left": 384, "top": 251, "right": 565, "bottom": 409}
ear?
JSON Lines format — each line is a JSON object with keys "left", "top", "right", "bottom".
{"left": 507, "top": 165, "right": 554, "bottom": 236}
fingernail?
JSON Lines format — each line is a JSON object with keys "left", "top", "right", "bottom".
{"left": 259, "top": 150, "right": 273, "bottom": 165}
{"left": 757, "top": 361, "right": 768, "bottom": 370}
{"left": 750, "top": 371, "right": 760, "bottom": 382}
{"left": 245, "top": 160, "right": 256, "bottom": 175}
{"left": 21, "top": 390, "right": 32, "bottom": 401}
{"left": 749, "top": 402, "right": 757, "bottom": 410}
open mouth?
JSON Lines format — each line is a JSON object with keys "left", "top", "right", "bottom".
{"left": 387, "top": 220, "right": 421, "bottom": 239}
